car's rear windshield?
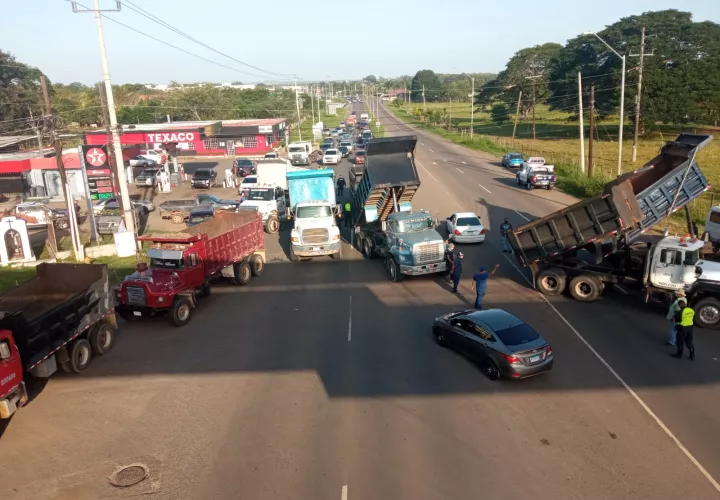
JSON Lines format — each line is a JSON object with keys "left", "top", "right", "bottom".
{"left": 457, "top": 217, "right": 481, "bottom": 226}
{"left": 326, "top": 149, "right": 338, "bottom": 155}
{"left": 494, "top": 323, "right": 540, "bottom": 346}
{"left": 510, "top": 154, "right": 523, "bottom": 159}
{"left": 356, "top": 151, "right": 366, "bottom": 156}
{"left": 242, "top": 177, "right": 257, "bottom": 184}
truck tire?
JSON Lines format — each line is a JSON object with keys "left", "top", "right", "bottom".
{"left": 68, "top": 339, "right": 93, "bottom": 373}
{"left": 354, "top": 233, "right": 364, "bottom": 251}
{"left": 249, "top": 254, "right": 265, "bottom": 276}
{"left": 536, "top": 268, "right": 567, "bottom": 296}
{"left": 169, "top": 297, "right": 193, "bottom": 327}
{"left": 266, "top": 215, "right": 280, "bottom": 234}
{"left": 234, "top": 262, "right": 252, "bottom": 285}
{"left": 568, "top": 274, "right": 602, "bottom": 302}
{"left": 362, "top": 239, "right": 375, "bottom": 260}
{"left": 90, "top": 322, "right": 115, "bottom": 356}
{"left": 55, "top": 218, "right": 69, "bottom": 229}
{"left": 386, "top": 257, "right": 403, "bottom": 282}
{"left": 694, "top": 297, "right": 720, "bottom": 330}
{"left": 171, "top": 212, "right": 184, "bottom": 224}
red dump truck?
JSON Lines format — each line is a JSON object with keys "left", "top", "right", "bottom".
{"left": 115, "top": 211, "right": 266, "bottom": 327}
{"left": 0, "top": 263, "right": 118, "bottom": 419}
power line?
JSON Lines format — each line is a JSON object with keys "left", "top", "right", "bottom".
{"left": 120, "top": 0, "right": 294, "bottom": 79}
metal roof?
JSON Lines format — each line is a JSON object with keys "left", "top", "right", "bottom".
{"left": 0, "top": 135, "right": 36, "bottom": 149}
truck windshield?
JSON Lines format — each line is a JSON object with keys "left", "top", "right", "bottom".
{"left": 297, "top": 206, "right": 332, "bottom": 218}
{"left": 397, "top": 218, "right": 433, "bottom": 232}
{"left": 247, "top": 189, "right": 274, "bottom": 201}
{"left": 289, "top": 147, "right": 305, "bottom": 153}
{"left": 150, "top": 258, "right": 185, "bottom": 269}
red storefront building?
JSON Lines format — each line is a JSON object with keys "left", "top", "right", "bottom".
{"left": 84, "top": 118, "right": 287, "bottom": 157}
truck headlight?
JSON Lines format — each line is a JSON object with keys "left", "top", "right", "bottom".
{"left": 291, "top": 230, "right": 300, "bottom": 244}
{"left": 157, "top": 296, "right": 164, "bottom": 303}
{"left": 0, "top": 340, "right": 10, "bottom": 359}
{"left": 332, "top": 234, "right": 340, "bottom": 242}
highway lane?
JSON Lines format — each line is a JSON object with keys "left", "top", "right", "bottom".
{"left": 373, "top": 98, "right": 720, "bottom": 491}
{"left": 1, "top": 100, "right": 719, "bottom": 499}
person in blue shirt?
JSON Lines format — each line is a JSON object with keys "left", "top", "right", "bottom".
{"left": 471, "top": 263, "right": 500, "bottom": 309}
{"left": 450, "top": 251, "right": 464, "bottom": 293}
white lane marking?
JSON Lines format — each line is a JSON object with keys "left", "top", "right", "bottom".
{"left": 429, "top": 148, "right": 434, "bottom": 153}
{"left": 461, "top": 161, "right": 467, "bottom": 165}
{"left": 348, "top": 296, "right": 352, "bottom": 341}
{"left": 478, "top": 183, "right": 491, "bottom": 194}
{"left": 513, "top": 210, "right": 530, "bottom": 221}
{"left": 498, "top": 251, "right": 720, "bottom": 494}
{"left": 456, "top": 168, "right": 464, "bottom": 174}
{"left": 416, "top": 161, "right": 438, "bottom": 182}
{"left": 342, "top": 485, "right": 348, "bottom": 500}
{"left": 433, "top": 162, "right": 437, "bottom": 165}
{"left": 421, "top": 142, "right": 425, "bottom": 146}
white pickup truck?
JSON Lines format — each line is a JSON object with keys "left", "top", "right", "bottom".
{"left": 516, "top": 157, "right": 556, "bottom": 191}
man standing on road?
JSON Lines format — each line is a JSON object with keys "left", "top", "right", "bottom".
{"left": 471, "top": 264, "right": 500, "bottom": 309}
{"left": 665, "top": 290, "right": 685, "bottom": 346}
{"left": 451, "top": 252, "right": 464, "bottom": 294}
{"left": 671, "top": 298, "right": 696, "bottom": 360}
{"left": 444, "top": 242, "right": 455, "bottom": 282}
{"left": 337, "top": 176, "right": 346, "bottom": 196}
{"left": 344, "top": 201, "right": 352, "bottom": 227}
{"left": 500, "top": 218, "right": 513, "bottom": 253}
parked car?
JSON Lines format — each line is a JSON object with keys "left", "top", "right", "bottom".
{"left": 135, "top": 167, "right": 161, "bottom": 187}
{"left": 234, "top": 158, "right": 256, "bottom": 177}
{"left": 128, "top": 155, "right": 158, "bottom": 168}
{"left": 264, "top": 152, "right": 280, "bottom": 160}
{"left": 432, "top": 309, "right": 554, "bottom": 380}
{"left": 141, "top": 149, "right": 167, "bottom": 164}
{"left": 446, "top": 212, "right": 486, "bottom": 244}
{"left": 97, "top": 205, "right": 146, "bottom": 235}
{"left": 323, "top": 149, "right": 340, "bottom": 165}
{"left": 196, "top": 193, "right": 241, "bottom": 211}
{"left": 516, "top": 158, "right": 556, "bottom": 190}
{"left": 13, "top": 201, "right": 76, "bottom": 229}
{"left": 191, "top": 168, "right": 218, "bottom": 188}
{"left": 101, "top": 198, "right": 155, "bottom": 214}
{"left": 501, "top": 152, "right": 524, "bottom": 168}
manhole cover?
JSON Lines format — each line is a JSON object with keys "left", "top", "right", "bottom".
{"left": 109, "top": 464, "right": 149, "bottom": 487}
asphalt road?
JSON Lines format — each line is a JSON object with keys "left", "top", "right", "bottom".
{"left": 1, "top": 100, "right": 720, "bottom": 500}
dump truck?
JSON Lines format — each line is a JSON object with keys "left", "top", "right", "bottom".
{"left": 287, "top": 169, "right": 341, "bottom": 261}
{"left": 351, "top": 136, "right": 446, "bottom": 282}
{"left": 0, "top": 263, "right": 118, "bottom": 419}
{"left": 508, "top": 134, "right": 720, "bottom": 327}
{"left": 115, "top": 211, "right": 265, "bottom": 327}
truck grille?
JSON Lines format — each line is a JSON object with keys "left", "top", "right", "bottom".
{"left": 302, "top": 228, "right": 329, "bottom": 245}
{"left": 126, "top": 286, "right": 147, "bottom": 306}
{"left": 413, "top": 242, "right": 443, "bottom": 264}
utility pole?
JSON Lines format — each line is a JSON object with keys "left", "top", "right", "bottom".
{"left": 310, "top": 85, "right": 316, "bottom": 126}
{"left": 72, "top": 0, "right": 135, "bottom": 234}
{"left": 630, "top": 26, "right": 652, "bottom": 163}
{"left": 97, "top": 83, "right": 122, "bottom": 202}
{"left": 526, "top": 67, "right": 542, "bottom": 140}
{"left": 41, "top": 76, "right": 82, "bottom": 261}
{"left": 588, "top": 85, "right": 595, "bottom": 177}
{"left": 422, "top": 84, "right": 426, "bottom": 108}
{"left": 512, "top": 91, "right": 523, "bottom": 141}
{"left": 294, "top": 78, "right": 302, "bottom": 142}
{"left": 469, "top": 76, "right": 475, "bottom": 141}
{"left": 578, "top": 72, "right": 585, "bottom": 173}
{"left": 27, "top": 107, "right": 43, "bottom": 151}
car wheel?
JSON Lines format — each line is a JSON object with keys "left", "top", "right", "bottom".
{"left": 536, "top": 268, "right": 567, "bottom": 296}
{"left": 480, "top": 358, "right": 501, "bottom": 381}
{"left": 433, "top": 326, "right": 446, "bottom": 347}
{"left": 68, "top": 338, "right": 93, "bottom": 373}
{"left": 568, "top": 274, "right": 602, "bottom": 302}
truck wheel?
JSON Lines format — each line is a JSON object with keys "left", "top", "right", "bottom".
{"left": 568, "top": 274, "right": 602, "bottom": 302}
{"left": 171, "top": 213, "right": 184, "bottom": 224}
{"left": 354, "top": 233, "right": 363, "bottom": 251}
{"left": 249, "top": 254, "right": 265, "bottom": 276}
{"left": 386, "top": 257, "right": 402, "bottom": 282}
{"left": 266, "top": 215, "right": 280, "bottom": 234}
{"left": 362, "top": 239, "right": 375, "bottom": 260}
{"left": 90, "top": 322, "right": 115, "bottom": 355}
{"left": 169, "top": 297, "right": 193, "bottom": 327}
{"left": 234, "top": 262, "right": 252, "bottom": 285}
{"left": 536, "top": 268, "right": 567, "bottom": 296}
{"left": 68, "top": 339, "right": 93, "bottom": 373}
{"left": 55, "top": 218, "right": 69, "bottom": 229}
{"left": 694, "top": 297, "right": 720, "bottom": 330}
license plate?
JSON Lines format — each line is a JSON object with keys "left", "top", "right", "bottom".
{"left": 133, "top": 311, "right": 142, "bottom": 317}
{"left": 529, "top": 355, "right": 541, "bottom": 363}
{"left": 311, "top": 247, "right": 318, "bottom": 251}
{"left": 465, "top": 231, "right": 477, "bottom": 235}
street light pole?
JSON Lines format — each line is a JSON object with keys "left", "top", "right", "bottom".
{"left": 585, "top": 32, "right": 626, "bottom": 176}
{"left": 463, "top": 73, "right": 475, "bottom": 141}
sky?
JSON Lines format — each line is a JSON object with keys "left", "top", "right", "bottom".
{"left": 1, "top": 0, "right": 719, "bottom": 85}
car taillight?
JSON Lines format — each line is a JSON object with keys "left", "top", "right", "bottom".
{"left": 454, "top": 229, "right": 461, "bottom": 235}
{"left": 546, "top": 346, "right": 553, "bottom": 356}
{"left": 531, "top": 176, "right": 537, "bottom": 182}
{"left": 503, "top": 354, "right": 521, "bottom": 364}
{"left": 480, "top": 229, "right": 486, "bottom": 235}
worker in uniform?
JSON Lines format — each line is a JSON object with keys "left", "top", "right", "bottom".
{"left": 450, "top": 252, "right": 464, "bottom": 294}
{"left": 444, "top": 242, "right": 455, "bottom": 282}
{"left": 500, "top": 218, "right": 513, "bottom": 253}
{"left": 337, "top": 176, "right": 346, "bottom": 196}
{"left": 665, "top": 290, "right": 685, "bottom": 346}
{"left": 671, "top": 298, "right": 695, "bottom": 360}
{"left": 344, "top": 201, "right": 352, "bottom": 227}
{"left": 471, "top": 263, "right": 500, "bottom": 310}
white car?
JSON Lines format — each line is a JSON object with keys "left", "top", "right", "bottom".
{"left": 446, "top": 212, "right": 486, "bottom": 243}
{"left": 128, "top": 155, "right": 158, "bottom": 168}
{"left": 239, "top": 175, "right": 259, "bottom": 193}
{"left": 323, "top": 149, "right": 340, "bottom": 165}
{"left": 264, "top": 152, "right": 280, "bottom": 160}
{"left": 142, "top": 150, "right": 167, "bottom": 164}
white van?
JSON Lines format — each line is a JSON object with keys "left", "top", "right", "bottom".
{"left": 704, "top": 206, "right": 720, "bottom": 242}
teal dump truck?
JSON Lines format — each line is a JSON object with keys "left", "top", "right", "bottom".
{"left": 351, "top": 136, "right": 446, "bottom": 282}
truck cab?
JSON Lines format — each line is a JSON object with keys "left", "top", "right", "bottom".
{"left": 240, "top": 186, "right": 285, "bottom": 234}
{"left": 288, "top": 141, "right": 313, "bottom": 166}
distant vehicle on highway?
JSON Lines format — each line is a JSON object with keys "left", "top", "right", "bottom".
{"left": 191, "top": 168, "right": 218, "bottom": 189}
{"left": 353, "top": 150, "right": 366, "bottom": 166}
{"left": 264, "top": 152, "right": 280, "bottom": 160}
{"left": 432, "top": 309, "right": 554, "bottom": 380}
{"left": 501, "top": 152, "right": 524, "bottom": 168}
{"left": 320, "top": 140, "right": 337, "bottom": 153}
{"left": 322, "top": 128, "right": 331, "bottom": 136}
{"left": 446, "top": 212, "right": 486, "bottom": 244}
{"left": 323, "top": 149, "right": 340, "bottom": 165}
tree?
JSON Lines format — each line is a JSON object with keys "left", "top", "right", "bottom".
{"left": 363, "top": 75, "right": 377, "bottom": 83}
{"left": 476, "top": 43, "right": 562, "bottom": 118}
{"left": 410, "top": 70, "right": 445, "bottom": 102}
{"left": 0, "top": 50, "right": 46, "bottom": 134}
{"left": 490, "top": 104, "right": 510, "bottom": 125}
{"left": 548, "top": 10, "right": 720, "bottom": 127}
